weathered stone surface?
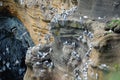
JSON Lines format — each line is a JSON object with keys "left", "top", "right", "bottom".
{"left": 0, "top": 0, "right": 120, "bottom": 80}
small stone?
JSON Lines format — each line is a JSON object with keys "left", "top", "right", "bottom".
{"left": 15, "top": 60, "right": 19, "bottom": 64}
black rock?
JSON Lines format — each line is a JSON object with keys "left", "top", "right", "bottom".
{"left": 114, "top": 26, "right": 120, "bottom": 33}
{"left": 0, "top": 14, "right": 34, "bottom": 80}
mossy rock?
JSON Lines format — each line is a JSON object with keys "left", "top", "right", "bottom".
{"left": 106, "top": 19, "right": 120, "bottom": 33}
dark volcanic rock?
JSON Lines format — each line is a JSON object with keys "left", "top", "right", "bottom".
{"left": 0, "top": 13, "right": 34, "bottom": 80}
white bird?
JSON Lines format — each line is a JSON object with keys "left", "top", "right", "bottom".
{"left": 82, "top": 38, "right": 87, "bottom": 44}
{"left": 77, "top": 35, "right": 83, "bottom": 41}
{"left": 71, "top": 51, "right": 77, "bottom": 57}
{"left": 41, "top": 52, "right": 49, "bottom": 59}
{"left": 63, "top": 41, "right": 68, "bottom": 45}
{"left": 83, "top": 16, "right": 88, "bottom": 19}
{"left": 79, "top": 16, "right": 83, "bottom": 24}
{"left": 20, "top": 32, "right": 27, "bottom": 39}
{"left": 76, "top": 76, "right": 82, "bottom": 80}
{"left": 90, "top": 33, "right": 94, "bottom": 38}
{"left": 6, "top": 62, "right": 10, "bottom": 68}
{"left": 83, "top": 30, "right": 88, "bottom": 35}
{"left": 37, "top": 52, "right": 43, "bottom": 58}
{"left": 36, "top": 62, "right": 41, "bottom": 65}
{"left": 6, "top": 47, "right": 9, "bottom": 54}
{"left": 98, "top": 17, "right": 103, "bottom": 20}
{"left": 87, "top": 32, "right": 92, "bottom": 37}
{"left": 96, "top": 73, "right": 98, "bottom": 80}
{"left": 108, "top": 30, "right": 113, "bottom": 33}
{"left": 71, "top": 42, "right": 76, "bottom": 47}
{"left": 47, "top": 62, "right": 53, "bottom": 68}
{"left": 49, "top": 48, "right": 53, "bottom": 53}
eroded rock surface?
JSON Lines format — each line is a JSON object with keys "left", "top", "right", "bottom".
{"left": 0, "top": 0, "right": 120, "bottom": 80}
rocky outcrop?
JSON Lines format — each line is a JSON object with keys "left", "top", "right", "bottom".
{"left": 25, "top": 19, "right": 120, "bottom": 80}
{"left": 1, "top": 0, "right": 120, "bottom": 80}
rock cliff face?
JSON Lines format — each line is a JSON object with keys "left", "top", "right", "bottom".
{"left": 0, "top": 0, "right": 120, "bottom": 80}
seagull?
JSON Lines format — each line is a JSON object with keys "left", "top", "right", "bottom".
{"left": 37, "top": 52, "right": 43, "bottom": 58}
{"left": 36, "top": 62, "right": 41, "bottom": 65}
{"left": 20, "top": 32, "right": 27, "bottom": 39}
{"left": 83, "top": 30, "right": 88, "bottom": 35}
{"left": 6, "top": 47, "right": 9, "bottom": 54}
{"left": 98, "top": 17, "right": 103, "bottom": 20}
{"left": 47, "top": 62, "right": 53, "bottom": 68}
{"left": 49, "top": 48, "right": 53, "bottom": 53}
{"left": 71, "top": 42, "right": 76, "bottom": 48}
{"left": 87, "top": 32, "right": 92, "bottom": 37}
{"left": 63, "top": 41, "right": 68, "bottom": 45}
{"left": 77, "top": 35, "right": 83, "bottom": 41}
{"left": 79, "top": 16, "right": 83, "bottom": 24}
{"left": 41, "top": 52, "right": 49, "bottom": 59}
{"left": 89, "top": 33, "right": 94, "bottom": 38}
{"left": 108, "top": 29, "right": 113, "bottom": 33}
{"left": 83, "top": 16, "right": 88, "bottom": 19}
{"left": 6, "top": 62, "right": 10, "bottom": 68}
{"left": 77, "top": 76, "right": 82, "bottom": 80}
{"left": 96, "top": 73, "right": 98, "bottom": 80}
{"left": 71, "top": 51, "right": 77, "bottom": 57}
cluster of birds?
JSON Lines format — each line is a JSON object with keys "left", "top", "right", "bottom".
{"left": 77, "top": 30, "right": 94, "bottom": 44}
{"left": 51, "top": 6, "right": 77, "bottom": 23}
{"left": 72, "top": 58, "right": 99, "bottom": 80}
{"left": 62, "top": 29, "right": 95, "bottom": 80}
{"left": 63, "top": 41, "right": 80, "bottom": 59}
{"left": 73, "top": 68, "right": 82, "bottom": 80}
{"left": 81, "top": 61, "right": 89, "bottom": 80}
{"left": 26, "top": 44, "right": 54, "bottom": 77}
